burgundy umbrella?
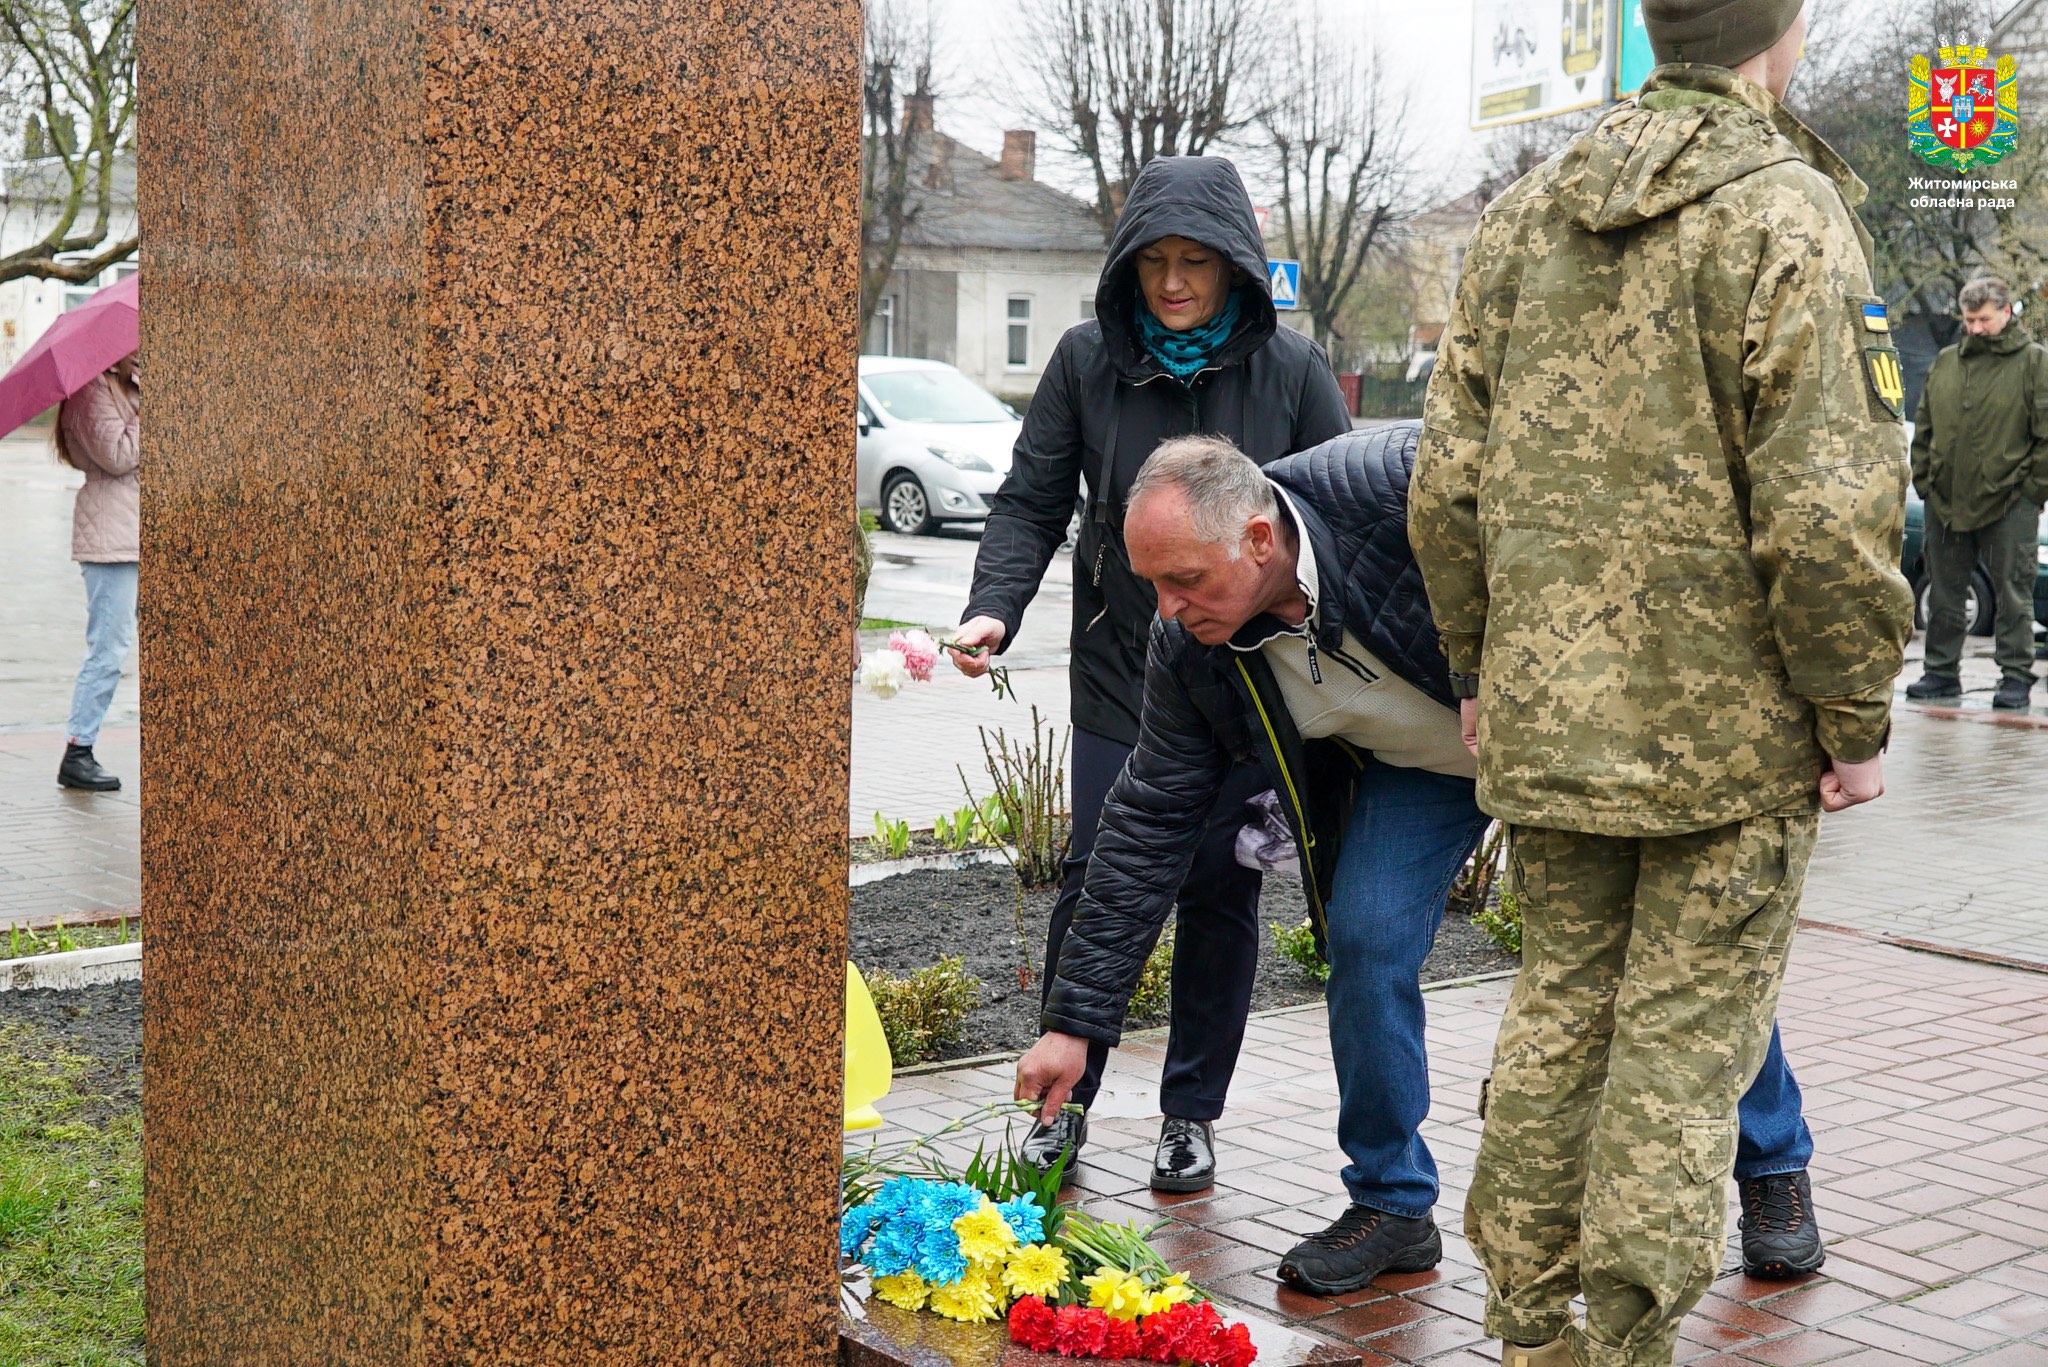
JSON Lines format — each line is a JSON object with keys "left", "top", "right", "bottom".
{"left": 0, "top": 272, "right": 137, "bottom": 436}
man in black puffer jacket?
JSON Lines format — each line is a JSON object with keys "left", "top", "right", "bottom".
{"left": 1015, "top": 423, "right": 1490, "bottom": 1295}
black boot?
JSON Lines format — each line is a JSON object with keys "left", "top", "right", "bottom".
{"left": 1150, "top": 1117, "right": 1216, "bottom": 1193}
{"left": 1904, "top": 673, "right": 1962, "bottom": 701}
{"left": 1739, "top": 1171, "right": 1826, "bottom": 1279}
{"left": 57, "top": 743, "right": 120, "bottom": 792}
{"left": 1993, "top": 676, "right": 2034, "bottom": 710}
{"left": 1019, "top": 1108, "right": 1087, "bottom": 1178}
{"left": 1279, "top": 1205, "right": 1441, "bottom": 1294}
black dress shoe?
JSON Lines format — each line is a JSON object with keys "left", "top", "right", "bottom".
{"left": 1904, "top": 673, "right": 1962, "bottom": 701}
{"left": 1150, "top": 1117, "right": 1216, "bottom": 1193}
{"left": 1279, "top": 1205, "right": 1441, "bottom": 1294}
{"left": 1739, "top": 1170, "right": 1826, "bottom": 1279}
{"left": 57, "top": 743, "right": 120, "bottom": 792}
{"left": 1020, "top": 1109, "right": 1087, "bottom": 1177}
{"left": 1993, "top": 677, "right": 2034, "bottom": 710}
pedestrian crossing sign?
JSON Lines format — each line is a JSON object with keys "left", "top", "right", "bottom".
{"left": 1268, "top": 259, "right": 1300, "bottom": 310}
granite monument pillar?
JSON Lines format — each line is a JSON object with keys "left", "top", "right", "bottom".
{"left": 137, "top": 3, "right": 859, "bottom": 1360}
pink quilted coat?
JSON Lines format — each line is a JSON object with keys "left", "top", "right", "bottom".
{"left": 63, "top": 373, "right": 139, "bottom": 563}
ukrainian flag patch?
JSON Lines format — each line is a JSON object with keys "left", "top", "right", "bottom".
{"left": 1862, "top": 302, "right": 1891, "bottom": 333}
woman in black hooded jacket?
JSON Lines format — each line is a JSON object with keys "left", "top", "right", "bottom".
{"left": 947, "top": 156, "right": 1351, "bottom": 1189}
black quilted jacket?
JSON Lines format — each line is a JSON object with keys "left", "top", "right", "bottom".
{"left": 1042, "top": 422, "right": 1456, "bottom": 1045}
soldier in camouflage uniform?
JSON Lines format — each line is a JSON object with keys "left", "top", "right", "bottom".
{"left": 1410, "top": 3, "right": 1913, "bottom": 1364}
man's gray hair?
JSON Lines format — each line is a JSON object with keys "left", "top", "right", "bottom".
{"left": 1128, "top": 435, "right": 1278, "bottom": 554}
{"left": 1960, "top": 276, "right": 2012, "bottom": 312}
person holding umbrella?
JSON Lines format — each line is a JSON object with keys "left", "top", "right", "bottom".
{"left": 0, "top": 272, "right": 140, "bottom": 790}
{"left": 55, "top": 348, "right": 140, "bottom": 791}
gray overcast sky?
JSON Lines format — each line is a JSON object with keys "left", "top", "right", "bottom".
{"left": 921, "top": 0, "right": 1487, "bottom": 208}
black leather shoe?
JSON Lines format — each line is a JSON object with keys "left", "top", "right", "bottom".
{"left": 1993, "top": 677, "right": 2034, "bottom": 710}
{"left": 1150, "top": 1117, "right": 1216, "bottom": 1193}
{"left": 1740, "top": 1171, "right": 1826, "bottom": 1279}
{"left": 57, "top": 743, "right": 120, "bottom": 792}
{"left": 1279, "top": 1205, "right": 1441, "bottom": 1294}
{"left": 1904, "top": 674, "right": 1962, "bottom": 701}
{"left": 1020, "top": 1109, "right": 1086, "bottom": 1177}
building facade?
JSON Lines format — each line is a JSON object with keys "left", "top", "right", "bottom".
{"left": 865, "top": 129, "right": 1105, "bottom": 407}
{"left": 0, "top": 153, "right": 137, "bottom": 378}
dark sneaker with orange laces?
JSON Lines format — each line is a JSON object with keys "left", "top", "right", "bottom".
{"left": 1739, "top": 1170, "right": 1826, "bottom": 1278}
{"left": 1278, "top": 1205, "right": 1441, "bottom": 1294}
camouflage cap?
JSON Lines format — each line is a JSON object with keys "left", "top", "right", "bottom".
{"left": 1643, "top": 0, "right": 1803, "bottom": 69}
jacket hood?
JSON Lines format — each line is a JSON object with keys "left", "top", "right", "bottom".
{"left": 1096, "top": 156, "right": 1276, "bottom": 379}
{"left": 1552, "top": 64, "right": 1864, "bottom": 233}
{"left": 1962, "top": 320, "right": 2035, "bottom": 357}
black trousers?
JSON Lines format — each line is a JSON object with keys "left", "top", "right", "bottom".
{"left": 1043, "top": 727, "right": 1266, "bottom": 1121}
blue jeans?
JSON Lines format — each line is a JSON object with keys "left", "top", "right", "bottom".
{"left": 1326, "top": 762, "right": 1810, "bottom": 1216}
{"left": 67, "top": 561, "right": 137, "bottom": 748}
{"left": 1326, "top": 760, "right": 1489, "bottom": 1218}
{"left": 1736, "top": 1024, "right": 1813, "bottom": 1180}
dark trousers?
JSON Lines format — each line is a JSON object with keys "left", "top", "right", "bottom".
{"left": 1044, "top": 727, "right": 1265, "bottom": 1121}
{"left": 1923, "top": 499, "right": 2041, "bottom": 684}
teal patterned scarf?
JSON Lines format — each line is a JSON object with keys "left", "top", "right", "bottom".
{"left": 1136, "top": 289, "right": 1245, "bottom": 381}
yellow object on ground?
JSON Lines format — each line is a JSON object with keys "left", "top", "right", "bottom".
{"left": 845, "top": 961, "right": 893, "bottom": 1130}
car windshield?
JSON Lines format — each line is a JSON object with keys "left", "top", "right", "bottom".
{"left": 865, "top": 368, "right": 1012, "bottom": 424}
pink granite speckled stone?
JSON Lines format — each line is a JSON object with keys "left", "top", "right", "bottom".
{"left": 138, "top": 3, "right": 859, "bottom": 1362}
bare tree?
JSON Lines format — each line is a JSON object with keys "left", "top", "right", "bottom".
{"left": 1262, "top": 16, "right": 1426, "bottom": 350}
{"left": 1019, "top": 0, "right": 1271, "bottom": 237}
{"left": 1790, "top": 0, "right": 2045, "bottom": 326}
{"left": 0, "top": 0, "right": 135, "bottom": 284}
{"left": 861, "top": 0, "right": 938, "bottom": 341}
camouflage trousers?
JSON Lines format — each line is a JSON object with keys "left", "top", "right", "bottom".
{"left": 1465, "top": 805, "right": 1819, "bottom": 1366}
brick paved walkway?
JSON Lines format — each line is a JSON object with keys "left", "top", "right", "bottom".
{"left": 0, "top": 726, "right": 139, "bottom": 928}
{"left": 876, "top": 928, "right": 2048, "bottom": 1364}
{"left": 1806, "top": 704, "right": 2048, "bottom": 969}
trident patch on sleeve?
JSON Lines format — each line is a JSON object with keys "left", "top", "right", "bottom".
{"left": 1864, "top": 345, "right": 1906, "bottom": 418}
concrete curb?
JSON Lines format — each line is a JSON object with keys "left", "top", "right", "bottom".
{"left": 1, "top": 941, "right": 142, "bottom": 992}
{"left": 848, "top": 848, "right": 1014, "bottom": 886}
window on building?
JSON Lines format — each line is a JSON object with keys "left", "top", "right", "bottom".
{"left": 1006, "top": 296, "right": 1032, "bottom": 368}
{"left": 1079, "top": 297, "right": 1095, "bottom": 321}
{"left": 873, "top": 295, "right": 896, "bottom": 356}
{"left": 62, "top": 260, "right": 137, "bottom": 313}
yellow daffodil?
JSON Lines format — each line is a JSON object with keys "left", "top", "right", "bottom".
{"left": 1140, "top": 1272, "right": 1195, "bottom": 1316}
{"left": 1002, "top": 1242, "right": 1071, "bottom": 1299}
{"left": 872, "top": 1270, "right": 930, "bottom": 1312}
{"left": 929, "top": 1265, "right": 1001, "bottom": 1323}
{"left": 1082, "top": 1266, "right": 1151, "bottom": 1320}
{"left": 953, "top": 1200, "right": 1020, "bottom": 1264}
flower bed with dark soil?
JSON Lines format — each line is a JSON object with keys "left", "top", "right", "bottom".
{"left": 848, "top": 864, "right": 1519, "bottom": 1065}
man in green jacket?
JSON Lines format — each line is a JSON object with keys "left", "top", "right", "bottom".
{"left": 1411, "top": 2, "right": 1913, "bottom": 1363}
{"left": 1904, "top": 275, "right": 2048, "bottom": 709}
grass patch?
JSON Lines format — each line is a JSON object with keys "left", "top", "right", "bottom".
{"left": 0, "top": 1024, "right": 143, "bottom": 1366}
{"left": 4, "top": 921, "right": 137, "bottom": 962}
{"left": 859, "top": 617, "right": 924, "bottom": 631}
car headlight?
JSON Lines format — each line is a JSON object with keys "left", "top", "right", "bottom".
{"left": 929, "top": 446, "right": 993, "bottom": 472}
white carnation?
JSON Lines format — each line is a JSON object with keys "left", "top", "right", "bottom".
{"left": 860, "top": 648, "right": 911, "bottom": 699}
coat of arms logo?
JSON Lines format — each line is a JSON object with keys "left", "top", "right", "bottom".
{"left": 1909, "top": 37, "right": 2019, "bottom": 171}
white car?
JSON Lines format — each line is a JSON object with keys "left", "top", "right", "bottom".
{"left": 857, "top": 357, "right": 1021, "bottom": 535}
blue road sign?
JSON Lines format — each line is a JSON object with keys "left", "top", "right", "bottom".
{"left": 1617, "top": 0, "right": 1654, "bottom": 98}
{"left": 1268, "top": 259, "right": 1300, "bottom": 310}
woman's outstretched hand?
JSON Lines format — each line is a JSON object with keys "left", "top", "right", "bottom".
{"left": 947, "top": 616, "right": 1006, "bottom": 677}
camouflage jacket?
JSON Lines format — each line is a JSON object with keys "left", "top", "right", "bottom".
{"left": 1412, "top": 65, "right": 1913, "bottom": 838}
{"left": 1910, "top": 321, "right": 2048, "bottom": 532}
